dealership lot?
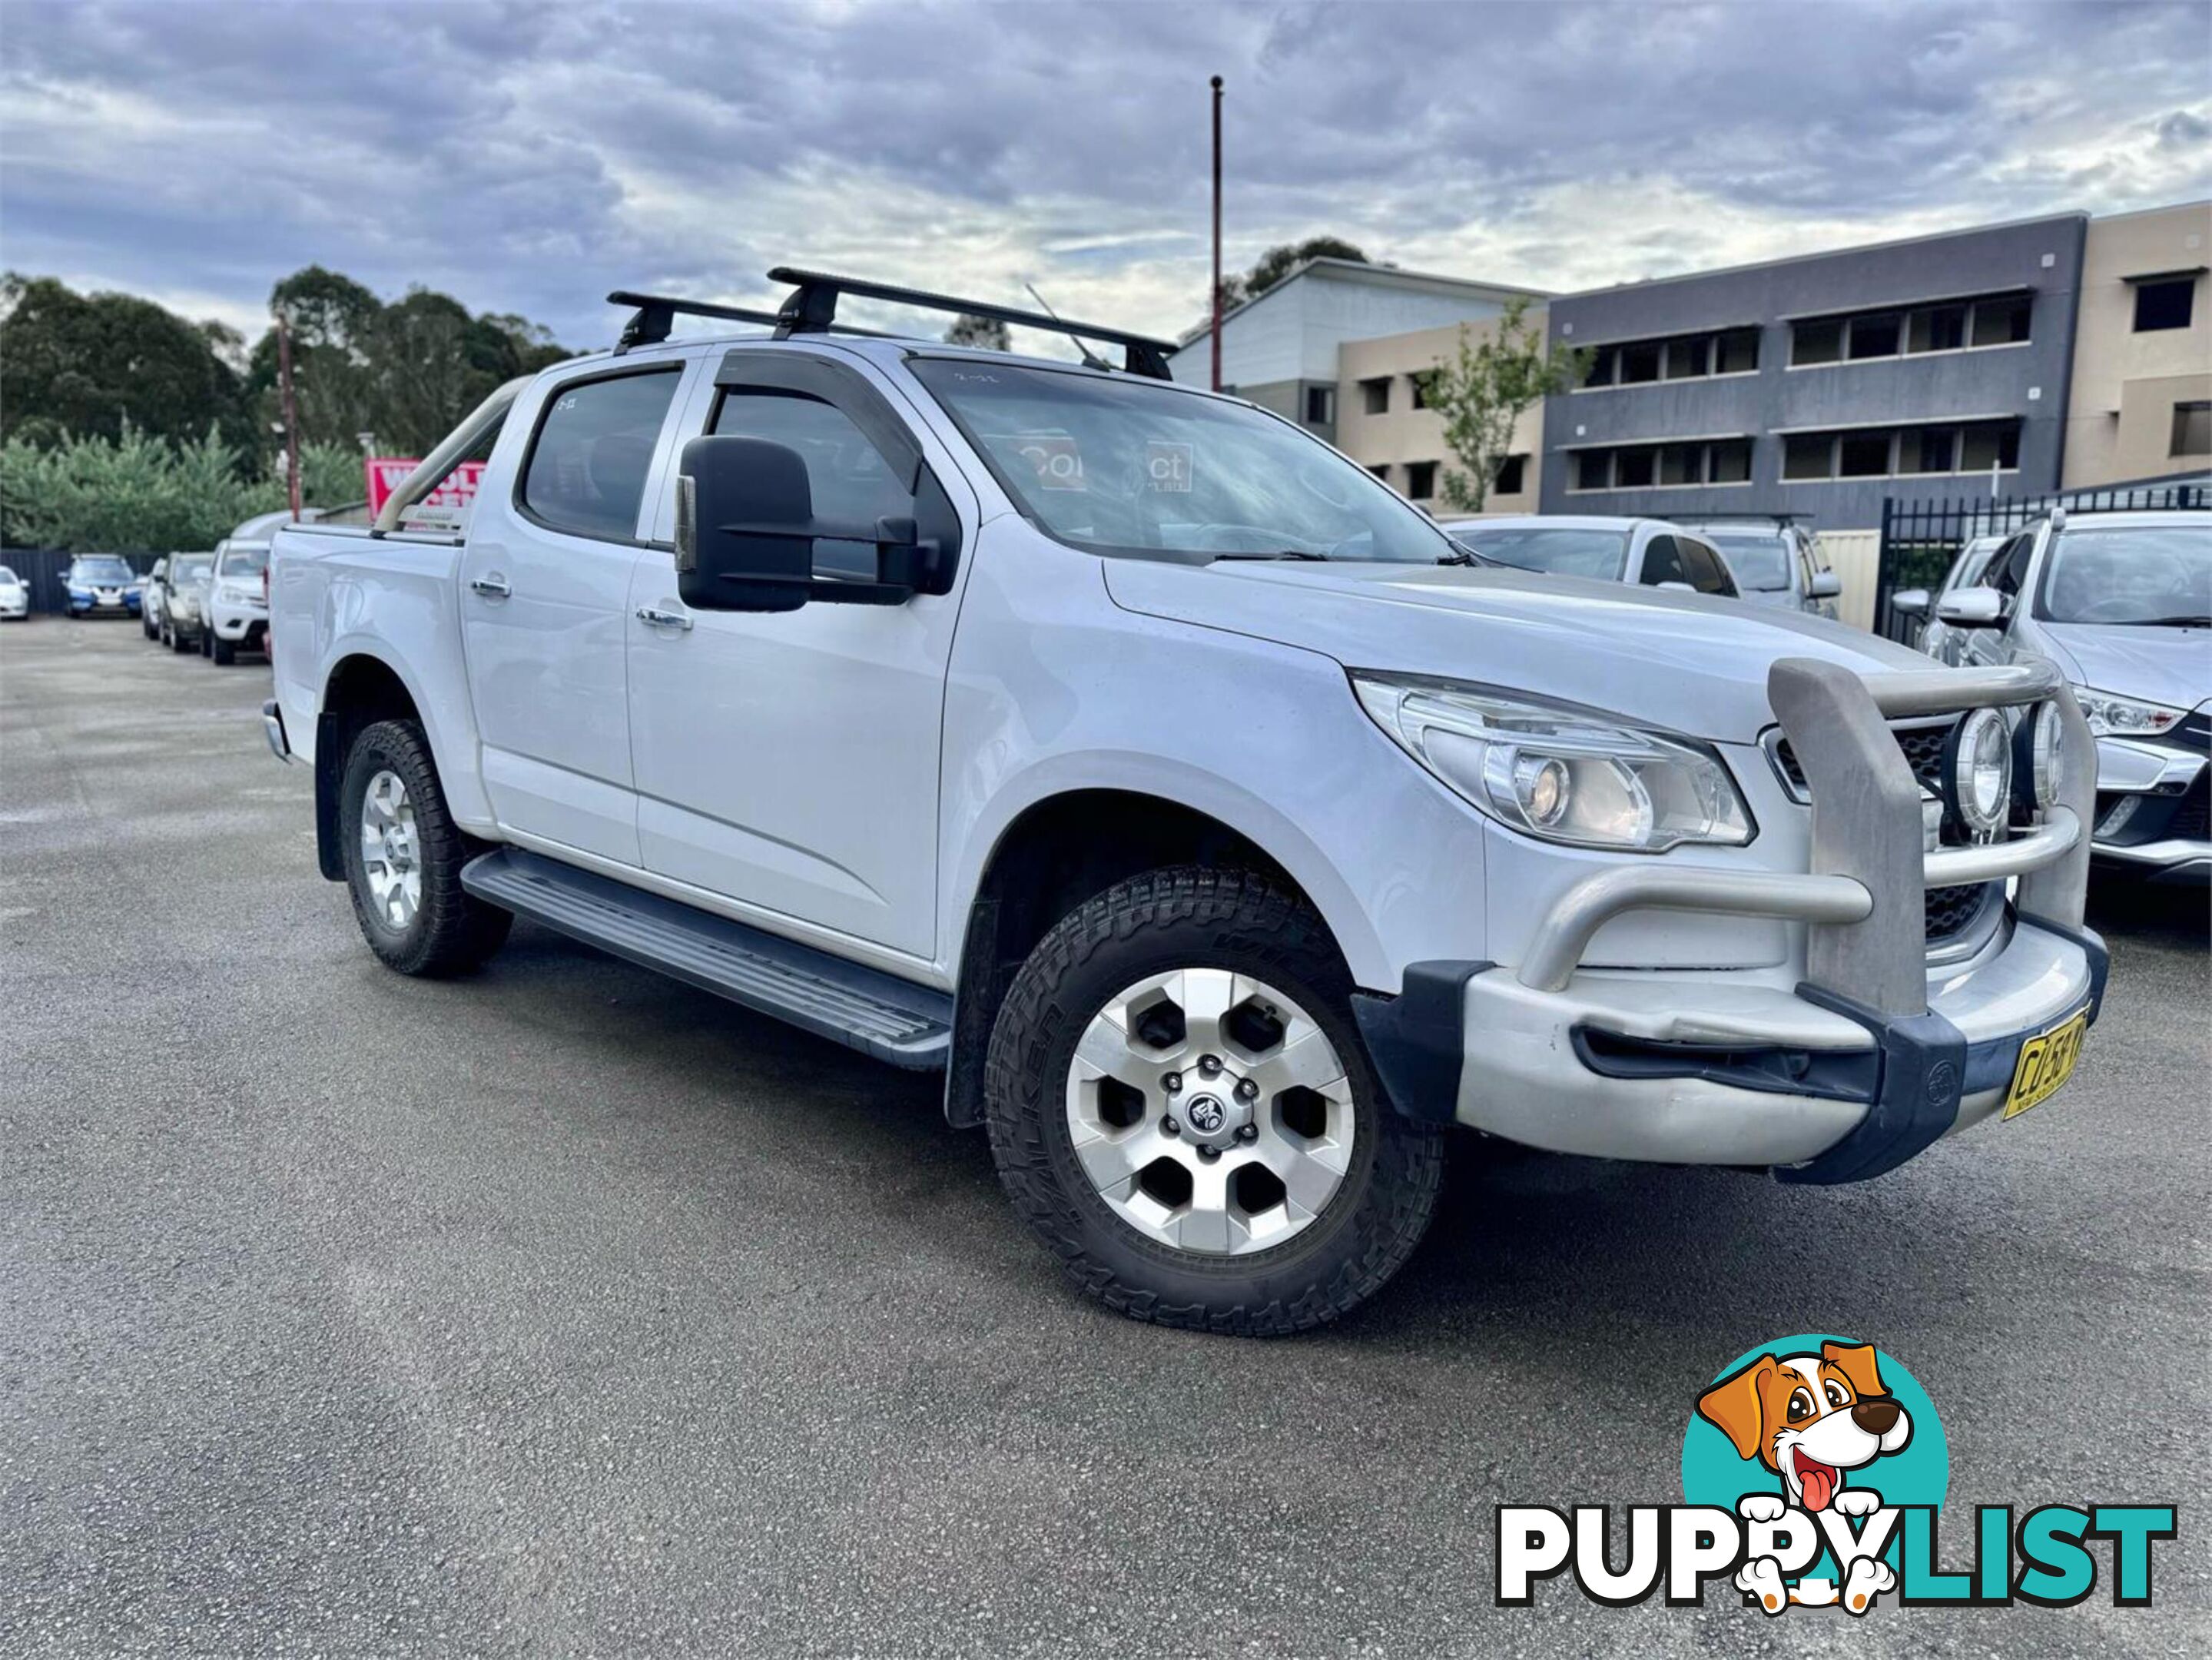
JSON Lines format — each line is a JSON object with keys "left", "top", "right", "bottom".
{"left": 2, "top": 620, "right": 2205, "bottom": 1656}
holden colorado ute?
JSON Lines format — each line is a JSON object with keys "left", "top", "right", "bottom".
{"left": 264, "top": 271, "right": 2109, "bottom": 1334}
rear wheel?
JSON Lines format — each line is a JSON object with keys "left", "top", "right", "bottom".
{"left": 339, "top": 719, "right": 511, "bottom": 976}
{"left": 984, "top": 868, "right": 1444, "bottom": 1336}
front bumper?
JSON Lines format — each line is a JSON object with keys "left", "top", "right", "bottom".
{"left": 211, "top": 604, "right": 268, "bottom": 643}
{"left": 0, "top": 595, "right": 27, "bottom": 619}
{"left": 1354, "top": 659, "right": 2104, "bottom": 1183}
{"left": 2090, "top": 737, "right": 2208, "bottom": 882}
{"left": 70, "top": 591, "right": 140, "bottom": 615}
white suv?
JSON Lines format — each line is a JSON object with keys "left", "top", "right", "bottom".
{"left": 264, "top": 272, "right": 2111, "bottom": 1333}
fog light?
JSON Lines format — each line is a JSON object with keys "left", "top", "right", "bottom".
{"left": 2011, "top": 699, "right": 2063, "bottom": 815}
{"left": 1945, "top": 708, "right": 2011, "bottom": 840}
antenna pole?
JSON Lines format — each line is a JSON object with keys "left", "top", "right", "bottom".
{"left": 1210, "top": 75, "right": 1225, "bottom": 392}
{"left": 277, "top": 313, "right": 303, "bottom": 522}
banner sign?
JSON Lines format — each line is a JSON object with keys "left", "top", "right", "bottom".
{"left": 365, "top": 457, "right": 487, "bottom": 522}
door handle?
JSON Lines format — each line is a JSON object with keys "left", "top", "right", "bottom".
{"left": 469, "top": 573, "right": 512, "bottom": 598}
{"left": 635, "top": 606, "right": 693, "bottom": 632}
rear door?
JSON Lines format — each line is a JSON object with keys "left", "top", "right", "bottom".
{"left": 459, "top": 358, "right": 691, "bottom": 865}
{"left": 1674, "top": 535, "right": 1738, "bottom": 598}
{"left": 624, "top": 347, "right": 976, "bottom": 960}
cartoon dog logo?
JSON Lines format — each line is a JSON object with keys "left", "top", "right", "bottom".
{"left": 1696, "top": 1340, "right": 1915, "bottom": 1612}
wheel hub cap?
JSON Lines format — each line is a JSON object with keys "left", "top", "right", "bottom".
{"left": 359, "top": 769, "right": 422, "bottom": 930}
{"left": 1063, "top": 968, "right": 1355, "bottom": 1257}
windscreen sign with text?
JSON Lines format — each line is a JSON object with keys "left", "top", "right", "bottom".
{"left": 364, "top": 458, "right": 487, "bottom": 528}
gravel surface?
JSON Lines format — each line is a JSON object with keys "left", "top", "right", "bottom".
{"left": 3, "top": 618, "right": 2205, "bottom": 1657}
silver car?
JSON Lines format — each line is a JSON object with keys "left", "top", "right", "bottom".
{"left": 1446, "top": 515, "right": 1740, "bottom": 598}
{"left": 1892, "top": 533, "right": 2008, "bottom": 665}
{"left": 1928, "top": 509, "right": 2209, "bottom": 884}
{"left": 1670, "top": 517, "right": 1840, "bottom": 619}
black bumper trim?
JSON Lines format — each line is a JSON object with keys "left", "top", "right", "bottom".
{"left": 1351, "top": 961, "right": 1490, "bottom": 1124}
{"left": 1773, "top": 984, "right": 1967, "bottom": 1187}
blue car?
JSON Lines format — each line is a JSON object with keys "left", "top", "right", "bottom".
{"left": 65, "top": 554, "right": 144, "bottom": 617}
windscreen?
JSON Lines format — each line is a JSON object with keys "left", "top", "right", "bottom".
{"left": 909, "top": 359, "right": 1453, "bottom": 563}
{"left": 71, "top": 556, "right": 134, "bottom": 584}
{"left": 0, "top": 568, "right": 16, "bottom": 583}
{"left": 1698, "top": 532, "right": 1792, "bottom": 591}
{"left": 1451, "top": 525, "right": 1629, "bottom": 580}
{"left": 174, "top": 555, "right": 214, "bottom": 580}
{"left": 218, "top": 546, "right": 269, "bottom": 579}
{"left": 2038, "top": 526, "right": 2211, "bottom": 625}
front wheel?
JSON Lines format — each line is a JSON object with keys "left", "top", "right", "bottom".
{"left": 339, "top": 719, "right": 512, "bottom": 976}
{"left": 211, "top": 635, "right": 236, "bottom": 665}
{"left": 984, "top": 868, "right": 1444, "bottom": 1336}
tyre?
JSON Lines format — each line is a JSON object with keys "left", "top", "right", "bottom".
{"left": 199, "top": 626, "right": 211, "bottom": 656}
{"left": 170, "top": 624, "right": 192, "bottom": 653}
{"left": 142, "top": 613, "right": 158, "bottom": 639}
{"left": 984, "top": 867, "right": 1444, "bottom": 1336}
{"left": 339, "top": 719, "right": 512, "bottom": 977}
{"left": 211, "top": 635, "right": 236, "bottom": 665}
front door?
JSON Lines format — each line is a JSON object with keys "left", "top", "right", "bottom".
{"left": 625, "top": 358, "right": 971, "bottom": 960}
{"left": 460, "top": 361, "right": 688, "bottom": 865}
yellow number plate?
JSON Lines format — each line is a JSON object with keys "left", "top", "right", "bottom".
{"left": 2002, "top": 1008, "right": 2089, "bottom": 1120}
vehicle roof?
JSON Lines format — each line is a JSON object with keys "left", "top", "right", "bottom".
{"left": 1448, "top": 514, "right": 1670, "bottom": 533}
{"left": 2036, "top": 508, "right": 2211, "bottom": 530}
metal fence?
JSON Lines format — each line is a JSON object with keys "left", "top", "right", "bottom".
{"left": 1872, "top": 480, "right": 2209, "bottom": 642}
{"left": 0, "top": 549, "right": 167, "bottom": 616}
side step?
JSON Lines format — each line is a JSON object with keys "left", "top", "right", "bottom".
{"left": 460, "top": 848, "right": 953, "bottom": 1069}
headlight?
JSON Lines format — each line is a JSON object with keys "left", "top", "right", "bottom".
{"left": 1351, "top": 673, "right": 1753, "bottom": 852}
{"left": 2071, "top": 686, "right": 2184, "bottom": 739}
{"left": 217, "top": 583, "right": 257, "bottom": 604}
{"left": 1944, "top": 707, "right": 2011, "bottom": 839}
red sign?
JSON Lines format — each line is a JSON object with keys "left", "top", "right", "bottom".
{"left": 365, "top": 456, "right": 487, "bottom": 520}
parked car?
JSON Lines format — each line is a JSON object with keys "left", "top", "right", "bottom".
{"left": 151, "top": 551, "right": 216, "bottom": 652}
{"left": 1445, "top": 515, "right": 1740, "bottom": 597}
{"left": 1891, "top": 534, "right": 2007, "bottom": 663}
{"left": 266, "top": 273, "right": 2108, "bottom": 1334}
{"left": 140, "top": 556, "right": 167, "bottom": 637}
{"left": 1670, "top": 516, "right": 1840, "bottom": 619}
{"left": 0, "top": 564, "right": 27, "bottom": 620}
{"left": 204, "top": 516, "right": 284, "bottom": 663}
{"left": 63, "top": 554, "right": 144, "bottom": 618}
{"left": 1916, "top": 508, "right": 2208, "bottom": 884}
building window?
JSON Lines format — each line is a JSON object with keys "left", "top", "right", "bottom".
{"left": 1404, "top": 460, "right": 1438, "bottom": 500}
{"left": 2171, "top": 400, "right": 2211, "bottom": 456}
{"left": 2135, "top": 277, "right": 2197, "bottom": 332}
{"left": 1847, "top": 313, "right": 1902, "bottom": 360}
{"left": 1779, "top": 419, "right": 2021, "bottom": 482}
{"left": 1365, "top": 463, "right": 1392, "bottom": 481}
{"left": 1714, "top": 327, "right": 1760, "bottom": 374}
{"left": 1584, "top": 345, "right": 1618, "bottom": 388}
{"left": 1619, "top": 342, "right": 1661, "bottom": 384}
{"left": 1663, "top": 335, "right": 1710, "bottom": 379}
{"left": 1564, "top": 437, "right": 1753, "bottom": 491}
{"left": 1793, "top": 292, "right": 2032, "bottom": 367}
{"left": 1493, "top": 453, "right": 1527, "bottom": 495}
{"left": 1360, "top": 377, "right": 1391, "bottom": 415}
{"left": 1408, "top": 374, "right": 1432, "bottom": 411}
{"left": 1304, "top": 386, "right": 1335, "bottom": 425}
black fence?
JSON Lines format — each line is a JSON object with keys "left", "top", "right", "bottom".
{"left": 1872, "top": 480, "right": 2208, "bottom": 642}
{"left": 0, "top": 549, "right": 164, "bottom": 616}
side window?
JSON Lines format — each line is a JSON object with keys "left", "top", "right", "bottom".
{"left": 520, "top": 369, "right": 682, "bottom": 542}
{"left": 714, "top": 390, "right": 918, "bottom": 579}
{"left": 1638, "top": 533, "right": 1688, "bottom": 587}
{"left": 1677, "top": 536, "right": 1735, "bottom": 596}
{"left": 1989, "top": 534, "right": 2035, "bottom": 598}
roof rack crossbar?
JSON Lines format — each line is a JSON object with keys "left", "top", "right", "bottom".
{"left": 606, "top": 290, "right": 897, "bottom": 354}
{"left": 764, "top": 267, "right": 1178, "bottom": 379}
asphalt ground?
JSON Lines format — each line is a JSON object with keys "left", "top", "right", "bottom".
{"left": 2, "top": 616, "right": 2207, "bottom": 1658}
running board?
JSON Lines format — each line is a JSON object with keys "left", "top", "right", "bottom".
{"left": 460, "top": 848, "right": 953, "bottom": 1069}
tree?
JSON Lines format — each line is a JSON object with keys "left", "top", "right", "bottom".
{"left": 944, "top": 313, "right": 1011, "bottom": 352}
{"left": 0, "top": 274, "right": 251, "bottom": 451}
{"left": 1417, "top": 298, "right": 1590, "bottom": 514}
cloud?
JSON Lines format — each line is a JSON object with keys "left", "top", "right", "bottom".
{"left": 1, "top": 0, "right": 2206, "bottom": 352}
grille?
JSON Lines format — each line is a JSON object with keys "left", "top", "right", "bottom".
{"left": 1770, "top": 715, "right": 1991, "bottom": 948}
{"left": 2171, "top": 777, "right": 2210, "bottom": 841}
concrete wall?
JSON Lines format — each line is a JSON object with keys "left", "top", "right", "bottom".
{"left": 1539, "top": 213, "right": 2088, "bottom": 529}
{"left": 2063, "top": 202, "right": 2212, "bottom": 488}
{"left": 1335, "top": 318, "right": 1544, "bottom": 513}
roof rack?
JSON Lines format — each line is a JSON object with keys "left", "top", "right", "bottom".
{"left": 1666, "top": 510, "right": 1811, "bottom": 528}
{"left": 607, "top": 290, "right": 899, "bottom": 354}
{"left": 765, "top": 267, "right": 1178, "bottom": 379}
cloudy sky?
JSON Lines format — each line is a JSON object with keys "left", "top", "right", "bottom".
{"left": 2, "top": 0, "right": 2207, "bottom": 354}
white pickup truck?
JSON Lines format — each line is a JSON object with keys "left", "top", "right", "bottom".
{"left": 267, "top": 271, "right": 2109, "bottom": 1335}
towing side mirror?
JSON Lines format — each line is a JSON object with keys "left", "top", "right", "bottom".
{"left": 1934, "top": 587, "right": 2005, "bottom": 628}
{"left": 675, "top": 435, "right": 943, "bottom": 613}
{"left": 1809, "top": 569, "right": 1842, "bottom": 600}
{"left": 1889, "top": 588, "right": 1931, "bottom": 618}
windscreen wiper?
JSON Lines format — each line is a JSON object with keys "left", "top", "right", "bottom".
{"left": 2137, "top": 613, "right": 2212, "bottom": 626}
{"left": 1435, "top": 549, "right": 1491, "bottom": 566}
{"left": 1209, "top": 549, "right": 1331, "bottom": 562}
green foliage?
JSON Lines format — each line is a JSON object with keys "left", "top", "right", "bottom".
{"left": 0, "top": 273, "right": 253, "bottom": 450}
{"left": 1212, "top": 236, "right": 1370, "bottom": 317}
{"left": 1418, "top": 299, "right": 1591, "bottom": 513}
{"left": 944, "top": 313, "right": 1012, "bottom": 352}
{"left": 0, "top": 427, "right": 363, "bottom": 552}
